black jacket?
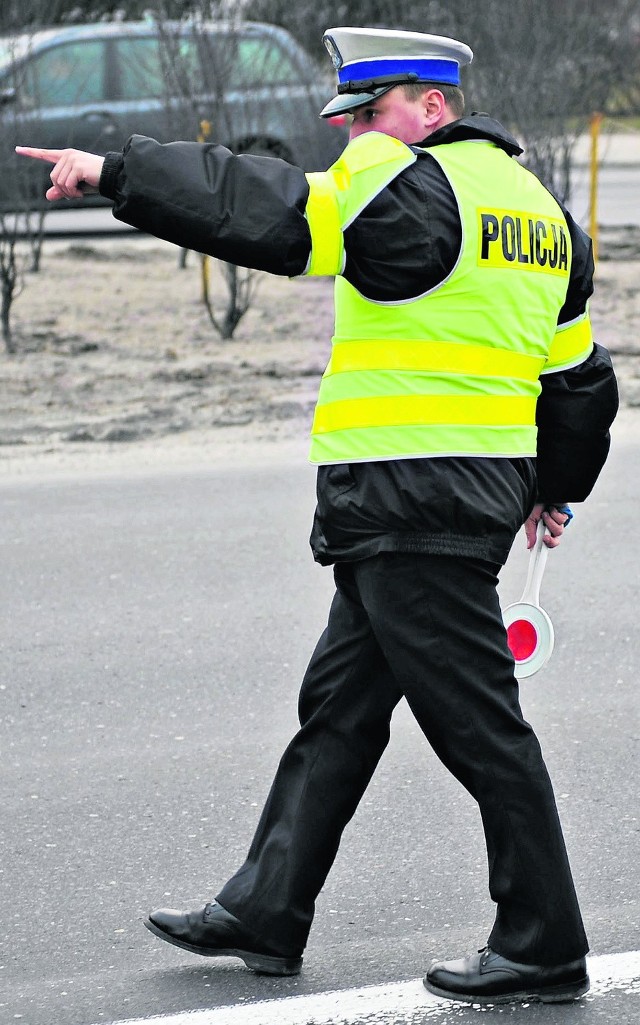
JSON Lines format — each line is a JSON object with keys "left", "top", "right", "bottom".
{"left": 99, "top": 115, "right": 618, "bottom": 566}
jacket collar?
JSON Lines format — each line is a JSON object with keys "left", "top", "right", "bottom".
{"left": 417, "top": 113, "right": 523, "bottom": 157}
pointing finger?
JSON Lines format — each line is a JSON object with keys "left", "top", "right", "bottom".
{"left": 15, "top": 146, "right": 65, "bottom": 163}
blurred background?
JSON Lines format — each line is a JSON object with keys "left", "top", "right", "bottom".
{"left": 1, "top": 0, "right": 638, "bottom": 351}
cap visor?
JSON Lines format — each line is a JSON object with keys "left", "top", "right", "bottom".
{"left": 319, "top": 84, "right": 394, "bottom": 118}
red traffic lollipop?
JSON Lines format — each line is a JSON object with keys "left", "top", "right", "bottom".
{"left": 503, "top": 519, "right": 554, "bottom": 678}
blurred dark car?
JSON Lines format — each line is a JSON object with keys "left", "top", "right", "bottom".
{"left": 0, "top": 19, "right": 348, "bottom": 210}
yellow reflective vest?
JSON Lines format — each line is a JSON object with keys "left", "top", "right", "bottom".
{"left": 304, "top": 132, "right": 593, "bottom": 465}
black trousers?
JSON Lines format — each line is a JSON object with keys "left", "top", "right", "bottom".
{"left": 217, "top": 553, "right": 588, "bottom": 965}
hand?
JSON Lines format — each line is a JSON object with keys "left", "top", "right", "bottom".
{"left": 15, "top": 147, "right": 105, "bottom": 200}
{"left": 524, "top": 502, "right": 570, "bottom": 550}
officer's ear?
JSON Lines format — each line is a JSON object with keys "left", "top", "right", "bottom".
{"left": 422, "top": 88, "right": 446, "bottom": 127}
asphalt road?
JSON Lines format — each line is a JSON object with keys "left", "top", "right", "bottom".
{"left": 570, "top": 164, "right": 640, "bottom": 228}
{"left": 0, "top": 413, "right": 638, "bottom": 1025}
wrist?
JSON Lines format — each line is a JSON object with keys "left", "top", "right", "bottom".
{"left": 98, "top": 151, "right": 124, "bottom": 200}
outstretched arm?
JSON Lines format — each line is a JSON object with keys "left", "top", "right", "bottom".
{"left": 15, "top": 147, "right": 104, "bottom": 200}
{"left": 18, "top": 137, "right": 312, "bottom": 276}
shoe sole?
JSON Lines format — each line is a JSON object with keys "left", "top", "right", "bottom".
{"left": 423, "top": 976, "right": 590, "bottom": 1005}
{"left": 144, "top": 918, "right": 302, "bottom": 976}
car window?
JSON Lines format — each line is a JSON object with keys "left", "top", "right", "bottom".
{"left": 233, "top": 37, "right": 301, "bottom": 86}
{"left": 29, "top": 40, "right": 105, "bottom": 107}
{"left": 114, "top": 35, "right": 201, "bottom": 100}
{"left": 199, "top": 33, "right": 302, "bottom": 89}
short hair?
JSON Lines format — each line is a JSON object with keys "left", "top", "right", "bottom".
{"left": 401, "top": 82, "right": 465, "bottom": 118}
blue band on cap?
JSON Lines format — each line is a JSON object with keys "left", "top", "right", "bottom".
{"left": 338, "top": 57, "right": 460, "bottom": 87}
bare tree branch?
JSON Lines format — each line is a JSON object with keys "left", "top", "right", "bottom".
{"left": 0, "top": 1, "right": 62, "bottom": 352}
{"left": 153, "top": 1, "right": 263, "bottom": 340}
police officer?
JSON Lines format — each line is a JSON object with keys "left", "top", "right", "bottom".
{"left": 18, "top": 25, "right": 618, "bottom": 1006}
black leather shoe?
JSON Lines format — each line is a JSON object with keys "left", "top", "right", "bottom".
{"left": 424, "top": 946, "right": 589, "bottom": 1004}
{"left": 144, "top": 901, "right": 303, "bottom": 976}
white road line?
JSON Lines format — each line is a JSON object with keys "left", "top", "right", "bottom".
{"left": 101, "top": 950, "right": 640, "bottom": 1025}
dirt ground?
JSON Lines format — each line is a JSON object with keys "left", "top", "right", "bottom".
{"left": 1, "top": 223, "right": 639, "bottom": 476}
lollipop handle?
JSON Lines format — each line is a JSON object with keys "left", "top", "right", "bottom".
{"left": 520, "top": 518, "right": 549, "bottom": 606}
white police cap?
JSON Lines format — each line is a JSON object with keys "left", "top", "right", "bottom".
{"left": 320, "top": 27, "right": 473, "bottom": 118}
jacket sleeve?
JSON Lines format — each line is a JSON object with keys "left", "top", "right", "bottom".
{"left": 535, "top": 211, "right": 619, "bottom": 503}
{"left": 536, "top": 343, "right": 618, "bottom": 503}
{"left": 99, "top": 134, "right": 312, "bottom": 276}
